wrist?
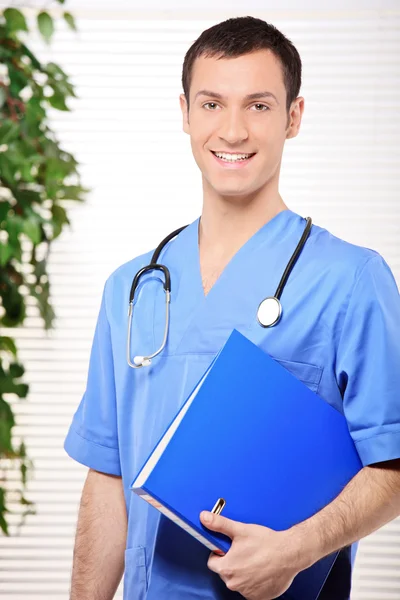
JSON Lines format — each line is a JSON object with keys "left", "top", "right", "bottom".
{"left": 287, "top": 520, "right": 323, "bottom": 571}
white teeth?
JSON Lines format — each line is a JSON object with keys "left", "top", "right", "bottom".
{"left": 214, "top": 152, "right": 253, "bottom": 162}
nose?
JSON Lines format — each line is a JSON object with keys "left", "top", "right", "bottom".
{"left": 217, "top": 107, "right": 249, "bottom": 146}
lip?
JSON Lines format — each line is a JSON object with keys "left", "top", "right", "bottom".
{"left": 210, "top": 150, "right": 256, "bottom": 170}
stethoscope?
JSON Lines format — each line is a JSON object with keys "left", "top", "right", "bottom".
{"left": 127, "top": 216, "right": 312, "bottom": 368}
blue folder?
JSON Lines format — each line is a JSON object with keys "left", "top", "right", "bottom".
{"left": 131, "top": 329, "right": 363, "bottom": 600}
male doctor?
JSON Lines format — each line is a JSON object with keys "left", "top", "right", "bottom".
{"left": 64, "top": 15, "right": 400, "bottom": 600}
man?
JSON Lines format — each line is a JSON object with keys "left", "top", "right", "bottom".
{"left": 64, "top": 15, "right": 400, "bottom": 600}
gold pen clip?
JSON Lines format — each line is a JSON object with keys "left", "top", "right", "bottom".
{"left": 211, "top": 497, "right": 226, "bottom": 516}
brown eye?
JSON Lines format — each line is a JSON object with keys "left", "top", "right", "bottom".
{"left": 203, "top": 102, "right": 219, "bottom": 110}
{"left": 253, "top": 104, "right": 269, "bottom": 111}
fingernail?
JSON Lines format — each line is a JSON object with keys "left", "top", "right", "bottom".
{"left": 201, "top": 511, "right": 212, "bottom": 524}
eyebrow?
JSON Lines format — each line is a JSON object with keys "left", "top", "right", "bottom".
{"left": 194, "top": 89, "right": 279, "bottom": 104}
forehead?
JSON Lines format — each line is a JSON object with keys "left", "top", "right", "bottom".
{"left": 190, "top": 50, "right": 285, "bottom": 100}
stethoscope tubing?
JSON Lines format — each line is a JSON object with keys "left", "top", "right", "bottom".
{"left": 127, "top": 216, "right": 312, "bottom": 367}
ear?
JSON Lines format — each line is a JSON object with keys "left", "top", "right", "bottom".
{"left": 179, "top": 93, "right": 190, "bottom": 135}
{"left": 285, "top": 96, "right": 305, "bottom": 140}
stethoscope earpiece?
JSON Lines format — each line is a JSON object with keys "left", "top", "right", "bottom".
{"left": 133, "top": 356, "right": 152, "bottom": 367}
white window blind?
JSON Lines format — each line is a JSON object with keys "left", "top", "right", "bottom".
{"left": 1, "top": 8, "right": 399, "bottom": 599}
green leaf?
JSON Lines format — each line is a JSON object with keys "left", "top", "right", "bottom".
{"left": 48, "top": 76, "right": 77, "bottom": 101}
{"left": 0, "top": 337, "right": 17, "bottom": 356}
{"left": 0, "top": 225, "right": 22, "bottom": 262}
{"left": 0, "top": 397, "right": 15, "bottom": 446}
{"left": 5, "top": 143, "right": 29, "bottom": 183}
{"left": 63, "top": 12, "right": 76, "bottom": 32}
{"left": 13, "top": 189, "right": 43, "bottom": 208}
{"left": 0, "top": 87, "right": 6, "bottom": 109}
{"left": 20, "top": 43, "right": 42, "bottom": 70}
{"left": 0, "top": 242, "right": 13, "bottom": 266}
{"left": 20, "top": 495, "right": 35, "bottom": 507}
{"left": 33, "top": 259, "right": 47, "bottom": 280}
{"left": 0, "top": 487, "right": 9, "bottom": 536}
{"left": 45, "top": 63, "right": 76, "bottom": 100}
{"left": 9, "top": 363, "right": 25, "bottom": 379}
{"left": 47, "top": 91, "right": 69, "bottom": 111}
{"left": 0, "top": 270, "right": 26, "bottom": 326}
{"left": 20, "top": 462, "right": 27, "bottom": 485}
{"left": 6, "top": 215, "right": 24, "bottom": 245}
{"left": 28, "top": 280, "right": 55, "bottom": 329}
{"left": 7, "top": 63, "right": 29, "bottom": 97}
{"left": 45, "top": 156, "right": 72, "bottom": 184}
{"left": 25, "top": 96, "right": 46, "bottom": 132}
{"left": 22, "top": 218, "right": 41, "bottom": 244}
{"left": 57, "top": 185, "right": 87, "bottom": 201}
{"left": 3, "top": 8, "right": 28, "bottom": 33}
{"left": 0, "top": 154, "right": 16, "bottom": 185}
{"left": 37, "top": 12, "right": 54, "bottom": 44}
{"left": 0, "top": 120, "right": 20, "bottom": 144}
{"left": 0, "top": 379, "right": 28, "bottom": 397}
{"left": 46, "top": 62, "right": 67, "bottom": 79}
{"left": 0, "top": 44, "right": 14, "bottom": 61}
{"left": 51, "top": 204, "right": 70, "bottom": 238}
{"left": 19, "top": 441, "right": 27, "bottom": 458}
{"left": 0, "top": 201, "right": 11, "bottom": 223}
{"left": 0, "top": 513, "right": 9, "bottom": 535}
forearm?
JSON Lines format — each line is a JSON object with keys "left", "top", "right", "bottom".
{"left": 292, "top": 458, "right": 400, "bottom": 569}
{"left": 70, "top": 469, "right": 127, "bottom": 600}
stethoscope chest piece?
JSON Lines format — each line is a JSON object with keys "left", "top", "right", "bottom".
{"left": 257, "top": 296, "right": 282, "bottom": 328}
{"left": 126, "top": 216, "right": 312, "bottom": 367}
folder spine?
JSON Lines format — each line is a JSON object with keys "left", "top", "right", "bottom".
{"left": 135, "top": 489, "right": 223, "bottom": 553}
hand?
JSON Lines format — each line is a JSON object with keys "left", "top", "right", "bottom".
{"left": 200, "top": 510, "right": 311, "bottom": 600}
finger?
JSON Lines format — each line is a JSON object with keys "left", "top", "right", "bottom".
{"left": 200, "top": 511, "right": 244, "bottom": 538}
{"left": 207, "top": 551, "right": 224, "bottom": 574}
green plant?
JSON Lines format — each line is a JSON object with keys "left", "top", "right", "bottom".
{"left": 0, "top": 3, "right": 87, "bottom": 535}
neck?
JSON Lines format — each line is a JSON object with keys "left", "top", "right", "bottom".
{"left": 199, "top": 178, "right": 289, "bottom": 256}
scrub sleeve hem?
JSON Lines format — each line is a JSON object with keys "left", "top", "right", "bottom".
{"left": 64, "top": 426, "right": 122, "bottom": 476}
{"left": 355, "top": 429, "right": 400, "bottom": 467}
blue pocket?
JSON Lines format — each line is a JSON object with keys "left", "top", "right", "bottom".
{"left": 123, "top": 546, "right": 147, "bottom": 600}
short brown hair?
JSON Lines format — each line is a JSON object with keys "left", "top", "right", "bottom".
{"left": 181, "top": 16, "right": 302, "bottom": 116}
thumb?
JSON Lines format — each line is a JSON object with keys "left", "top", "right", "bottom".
{"left": 200, "top": 511, "right": 243, "bottom": 538}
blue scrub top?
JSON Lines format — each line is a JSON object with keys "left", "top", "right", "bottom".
{"left": 64, "top": 209, "right": 400, "bottom": 600}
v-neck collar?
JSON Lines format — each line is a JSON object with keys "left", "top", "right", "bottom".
{"left": 162, "top": 208, "right": 302, "bottom": 355}
{"left": 193, "top": 208, "right": 299, "bottom": 301}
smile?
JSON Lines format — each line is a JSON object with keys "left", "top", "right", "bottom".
{"left": 210, "top": 150, "right": 256, "bottom": 169}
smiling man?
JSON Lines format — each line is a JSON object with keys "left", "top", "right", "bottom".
{"left": 180, "top": 50, "right": 293, "bottom": 217}
{"left": 64, "top": 16, "right": 400, "bottom": 600}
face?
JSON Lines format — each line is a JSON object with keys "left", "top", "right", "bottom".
{"left": 179, "top": 49, "right": 304, "bottom": 199}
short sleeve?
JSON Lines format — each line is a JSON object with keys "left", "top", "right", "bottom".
{"left": 335, "top": 254, "right": 400, "bottom": 467}
{"left": 63, "top": 277, "right": 121, "bottom": 476}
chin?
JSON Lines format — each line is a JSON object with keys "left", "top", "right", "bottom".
{"left": 211, "top": 186, "right": 257, "bottom": 200}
